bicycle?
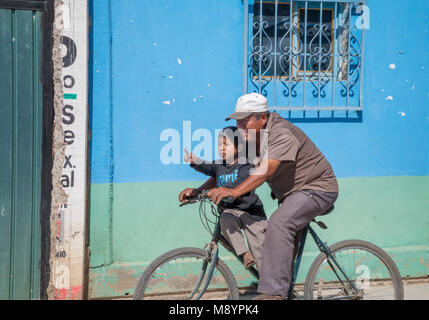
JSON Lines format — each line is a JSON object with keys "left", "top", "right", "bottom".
{"left": 133, "top": 190, "right": 404, "bottom": 300}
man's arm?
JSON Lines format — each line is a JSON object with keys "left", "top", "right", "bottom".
{"left": 207, "top": 159, "right": 282, "bottom": 204}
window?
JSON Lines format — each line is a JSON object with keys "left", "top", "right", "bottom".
{"left": 244, "top": 0, "right": 365, "bottom": 110}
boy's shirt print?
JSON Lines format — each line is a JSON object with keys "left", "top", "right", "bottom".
{"left": 217, "top": 169, "right": 239, "bottom": 187}
{"left": 190, "top": 161, "right": 266, "bottom": 217}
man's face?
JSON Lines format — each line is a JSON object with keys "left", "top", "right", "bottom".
{"left": 236, "top": 113, "right": 267, "bottom": 143}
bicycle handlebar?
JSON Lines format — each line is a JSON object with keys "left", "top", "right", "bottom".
{"left": 179, "top": 189, "right": 234, "bottom": 207}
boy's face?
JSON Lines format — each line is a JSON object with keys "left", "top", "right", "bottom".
{"left": 218, "top": 136, "right": 236, "bottom": 164}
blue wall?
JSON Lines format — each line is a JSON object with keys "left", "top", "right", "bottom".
{"left": 90, "top": 0, "right": 429, "bottom": 184}
{"left": 88, "top": 0, "right": 429, "bottom": 298}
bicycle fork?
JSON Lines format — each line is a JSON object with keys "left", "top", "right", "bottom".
{"left": 188, "top": 240, "right": 220, "bottom": 300}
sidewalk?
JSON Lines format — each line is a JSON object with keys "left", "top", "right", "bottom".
{"left": 112, "top": 277, "right": 429, "bottom": 300}
{"left": 238, "top": 278, "right": 429, "bottom": 300}
{"left": 398, "top": 278, "right": 429, "bottom": 300}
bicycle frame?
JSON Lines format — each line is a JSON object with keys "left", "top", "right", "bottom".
{"left": 214, "top": 223, "right": 260, "bottom": 279}
{"left": 288, "top": 224, "right": 360, "bottom": 300}
{"left": 188, "top": 220, "right": 259, "bottom": 299}
{"left": 187, "top": 198, "right": 359, "bottom": 300}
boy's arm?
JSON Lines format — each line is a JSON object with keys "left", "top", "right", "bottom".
{"left": 184, "top": 148, "right": 199, "bottom": 164}
{"left": 208, "top": 158, "right": 282, "bottom": 204}
{"left": 196, "top": 176, "right": 217, "bottom": 192}
{"left": 184, "top": 148, "right": 217, "bottom": 177}
{"left": 179, "top": 176, "right": 216, "bottom": 203}
{"left": 191, "top": 162, "right": 217, "bottom": 177}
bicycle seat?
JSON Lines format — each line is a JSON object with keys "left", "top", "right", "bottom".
{"left": 320, "top": 205, "right": 334, "bottom": 216}
{"left": 311, "top": 206, "right": 334, "bottom": 229}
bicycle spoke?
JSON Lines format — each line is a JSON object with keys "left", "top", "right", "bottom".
{"left": 140, "top": 252, "right": 235, "bottom": 300}
{"left": 307, "top": 244, "right": 401, "bottom": 300}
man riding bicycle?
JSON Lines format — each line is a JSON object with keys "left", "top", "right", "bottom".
{"left": 208, "top": 93, "right": 339, "bottom": 300}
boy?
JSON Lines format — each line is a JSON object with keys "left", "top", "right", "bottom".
{"left": 179, "top": 126, "right": 267, "bottom": 271}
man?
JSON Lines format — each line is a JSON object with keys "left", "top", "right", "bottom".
{"left": 208, "top": 93, "right": 339, "bottom": 300}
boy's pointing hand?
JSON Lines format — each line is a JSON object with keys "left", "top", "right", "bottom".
{"left": 184, "top": 148, "right": 198, "bottom": 164}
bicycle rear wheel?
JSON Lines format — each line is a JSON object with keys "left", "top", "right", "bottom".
{"left": 304, "top": 240, "right": 404, "bottom": 300}
{"left": 133, "top": 247, "right": 239, "bottom": 300}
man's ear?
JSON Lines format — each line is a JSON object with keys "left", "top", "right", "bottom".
{"left": 260, "top": 112, "right": 268, "bottom": 126}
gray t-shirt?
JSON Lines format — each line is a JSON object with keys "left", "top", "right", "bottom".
{"left": 260, "top": 112, "right": 338, "bottom": 201}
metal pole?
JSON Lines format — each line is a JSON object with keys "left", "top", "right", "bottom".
{"left": 258, "top": 0, "right": 263, "bottom": 93}
{"left": 289, "top": 0, "right": 293, "bottom": 106}
{"left": 303, "top": 1, "right": 307, "bottom": 108}
{"left": 332, "top": 2, "right": 337, "bottom": 109}
{"left": 317, "top": 1, "right": 323, "bottom": 108}
{"left": 273, "top": 0, "right": 278, "bottom": 107}
{"left": 243, "top": 0, "right": 249, "bottom": 94}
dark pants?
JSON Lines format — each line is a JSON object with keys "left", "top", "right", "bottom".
{"left": 257, "top": 189, "right": 338, "bottom": 298}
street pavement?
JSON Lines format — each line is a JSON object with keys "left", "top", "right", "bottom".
{"left": 238, "top": 278, "right": 429, "bottom": 300}
{"left": 111, "top": 277, "right": 429, "bottom": 300}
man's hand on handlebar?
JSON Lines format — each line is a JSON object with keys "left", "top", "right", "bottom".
{"left": 208, "top": 187, "right": 238, "bottom": 205}
{"left": 178, "top": 188, "right": 236, "bottom": 207}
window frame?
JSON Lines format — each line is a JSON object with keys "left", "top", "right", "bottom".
{"left": 243, "top": 0, "right": 365, "bottom": 111}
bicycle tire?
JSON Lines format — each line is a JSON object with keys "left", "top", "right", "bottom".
{"left": 133, "top": 247, "right": 240, "bottom": 300}
{"left": 303, "top": 239, "right": 404, "bottom": 300}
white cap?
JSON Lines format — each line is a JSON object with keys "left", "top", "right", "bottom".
{"left": 225, "top": 93, "right": 269, "bottom": 121}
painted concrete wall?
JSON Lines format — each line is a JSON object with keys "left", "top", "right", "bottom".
{"left": 50, "top": 0, "right": 89, "bottom": 300}
{"left": 88, "top": 0, "right": 429, "bottom": 298}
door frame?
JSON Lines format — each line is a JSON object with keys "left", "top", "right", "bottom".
{"left": 0, "top": 0, "right": 54, "bottom": 300}
{"left": 40, "top": 0, "right": 54, "bottom": 300}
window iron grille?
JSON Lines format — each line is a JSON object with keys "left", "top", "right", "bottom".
{"left": 243, "top": 0, "right": 365, "bottom": 111}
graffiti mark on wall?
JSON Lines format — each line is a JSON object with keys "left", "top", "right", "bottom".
{"left": 53, "top": 264, "right": 82, "bottom": 300}
{"left": 56, "top": 205, "right": 65, "bottom": 244}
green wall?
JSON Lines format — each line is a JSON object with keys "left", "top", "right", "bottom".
{"left": 88, "top": 176, "right": 429, "bottom": 298}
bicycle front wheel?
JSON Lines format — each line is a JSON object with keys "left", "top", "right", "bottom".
{"left": 304, "top": 240, "right": 404, "bottom": 300}
{"left": 133, "top": 247, "right": 239, "bottom": 300}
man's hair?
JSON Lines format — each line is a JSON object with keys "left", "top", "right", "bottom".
{"left": 252, "top": 111, "right": 270, "bottom": 120}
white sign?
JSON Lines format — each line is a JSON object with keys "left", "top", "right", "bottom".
{"left": 53, "top": 0, "right": 88, "bottom": 300}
